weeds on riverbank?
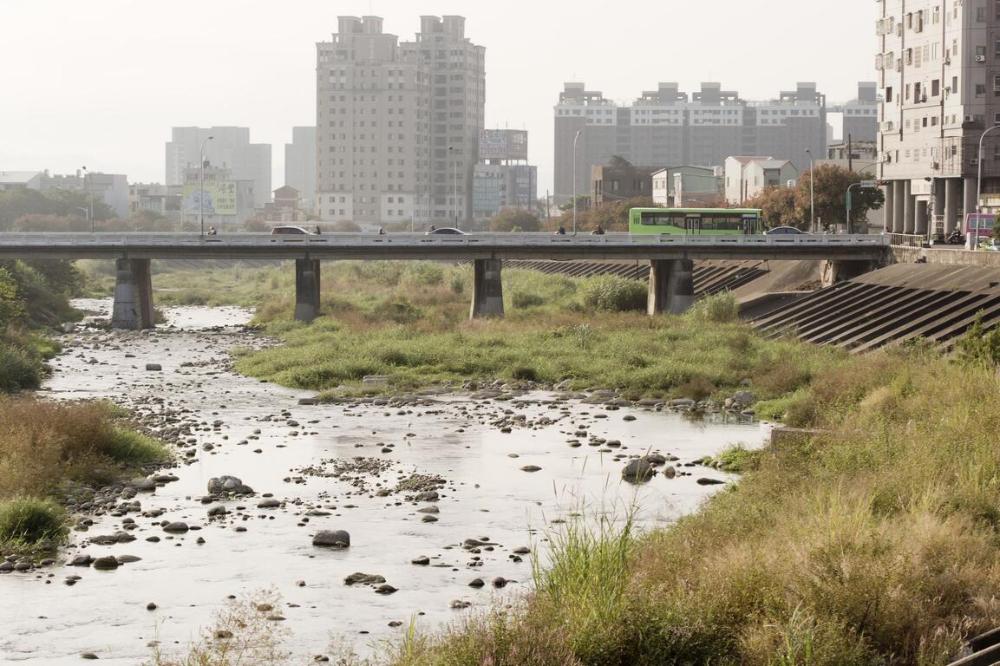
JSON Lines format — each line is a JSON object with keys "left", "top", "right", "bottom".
{"left": 390, "top": 349, "right": 1000, "bottom": 665}
{"left": 220, "top": 262, "right": 839, "bottom": 399}
{"left": 0, "top": 399, "right": 168, "bottom": 552}
{"left": 149, "top": 591, "right": 292, "bottom": 666}
{"left": 0, "top": 399, "right": 169, "bottom": 498}
{"left": 0, "top": 498, "right": 66, "bottom": 553}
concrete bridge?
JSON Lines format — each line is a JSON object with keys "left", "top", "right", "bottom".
{"left": 0, "top": 232, "right": 889, "bottom": 329}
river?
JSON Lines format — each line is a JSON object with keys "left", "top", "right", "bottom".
{"left": 0, "top": 300, "right": 768, "bottom": 664}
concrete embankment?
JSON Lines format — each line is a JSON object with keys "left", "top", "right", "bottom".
{"left": 750, "top": 263, "right": 1000, "bottom": 352}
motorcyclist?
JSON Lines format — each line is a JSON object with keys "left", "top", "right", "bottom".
{"left": 555, "top": 226, "right": 566, "bottom": 235}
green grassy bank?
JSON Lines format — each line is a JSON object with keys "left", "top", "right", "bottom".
{"left": 206, "top": 261, "right": 844, "bottom": 401}
{"left": 386, "top": 348, "right": 1000, "bottom": 665}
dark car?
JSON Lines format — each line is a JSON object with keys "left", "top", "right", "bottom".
{"left": 271, "top": 225, "right": 314, "bottom": 235}
{"left": 764, "top": 226, "right": 806, "bottom": 235}
{"left": 425, "top": 227, "right": 467, "bottom": 235}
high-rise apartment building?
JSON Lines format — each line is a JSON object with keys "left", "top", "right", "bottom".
{"left": 316, "top": 15, "right": 485, "bottom": 225}
{"left": 554, "top": 82, "right": 837, "bottom": 206}
{"left": 877, "top": 0, "right": 999, "bottom": 236}
{"left": 284, "top": 126, "right": 317, "bottom": 212}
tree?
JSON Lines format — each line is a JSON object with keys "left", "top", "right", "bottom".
{"left": 489, "top": 209, "right": 540, "bottom": 232}
{"left": 555, "top": 196, "right": 653, "bottom": 232}
{"left": 796, "top": 164, "right": 883, "bottom": 231}
{"left": 745, "top": 164, "right": 884, "bottom": 231}
{"left": 0, "top": 188, "right": 114, "bottom": 230}
{"left": 745, "top": 187, "right": 799, "bottom": 229}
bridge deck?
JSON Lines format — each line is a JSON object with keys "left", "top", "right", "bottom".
{"left": 0, "top": 232, "right": 888, "bottom": 262}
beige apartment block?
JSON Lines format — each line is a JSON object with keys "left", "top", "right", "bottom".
{"left": 316, "top": 16, "right": 485, "bottom": 226}
{"left": 877, "top": 0, "right": 1000, "bottom": 235}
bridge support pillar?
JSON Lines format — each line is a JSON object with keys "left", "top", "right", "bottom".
{"left": 915, "top": 199, "right": 929, "bottom": 236}
{"left": 903, "top": 180, "right": 915, "bottom": 234}
{"left": 111, "top": 258, "right": 154, "bottom": 330}
{"left": 881, "top": 183, "right": 894, "bottom": 232}
{"left": 470, "top": 258, "right": 504, "bottom": 318}
{"left": 821, "top": 259, "right": 876, "bottom": 288}
{"left": 294, "top": 258, "right": 321, "bottom": 323}
{"left": 648, "top": 259, "right": 695, "bottom": 315}
{"left": 892, "top": 181, "right": 905, "bottom": 233}
{"left": 945, "top": 178, "right": 961, "bottom": 235}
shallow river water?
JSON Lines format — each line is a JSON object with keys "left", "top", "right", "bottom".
{"left": 0, "top": 300, "right": 768, "bottom": 664}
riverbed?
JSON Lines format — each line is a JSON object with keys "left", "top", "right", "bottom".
{"left": 0, "top": 300, "right": 768, "bottom": 664}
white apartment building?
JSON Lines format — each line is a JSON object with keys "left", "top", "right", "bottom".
{"left": 316, "top": 16, "right": 485, "bottom": 226}
{"left": 877, "top": 0, "right": 1000, "bottom": 235}
{"left": 724, "top": 156, "right": 799, "bottom": 205}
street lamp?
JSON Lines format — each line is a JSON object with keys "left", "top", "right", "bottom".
{"left": 572, "top": 128, "right": 583, "bottom": 235}
{"left": 845, "top": 179, "right": 878, "bottom": 235}
{"left": 81, "top": 166, "right": 94, "bottom": 233}
{"left": 199, "top": 135, "right": 214, "bottom": 236}
{"left": 976, "top": 124, "right": 1000, "bottom": 214}
{"left": 805, "top": 149, "right": 815, "bottom": 231}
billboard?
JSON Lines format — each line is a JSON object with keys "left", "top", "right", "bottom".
{"left": 181, "top": 182, "right": 237, "bottom": 216}
{"left": 479, "top": 129, "right": 528, "bottom": 161}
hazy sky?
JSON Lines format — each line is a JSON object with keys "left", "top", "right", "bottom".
{"left": 0, "top": 0, "right": 875, "bottom": 194}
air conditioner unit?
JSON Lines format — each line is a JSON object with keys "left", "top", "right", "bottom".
{"left": 977, "top": 55, "right": 987, "bottom": 63}
{"left": 971, "top": 158, "right": 980, "bottom": 166}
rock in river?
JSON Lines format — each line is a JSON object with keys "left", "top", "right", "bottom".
{"left": 163, "top": 522, "right": 189, "bottom": 534}
{"left": 344, "top": 572, "right": 385, "bottom": 586}
{"left": 92, "top": 556, "right": 119, "bottom": 571}
{"left": 313, "top": 530, "right": 351, "bottom": 548}
{"left": 207, "top": 475, "right": 254, "bottom": 496}
{"left": 622, "top": 457, "right": 656, "bottom": 483}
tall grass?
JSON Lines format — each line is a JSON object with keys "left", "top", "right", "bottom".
{"left": 390, "top": 349, "right": 1000, "bottom": 665}
{"left": 0, "top": 398, "right": 169, "bottom": 498}
{"left": 219, "top": 261, "right": 839, "bottom": 399}
{"left": 0, "top": 497, "right": 66, "bottom": 551}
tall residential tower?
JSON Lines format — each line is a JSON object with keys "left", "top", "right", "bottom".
{"left": 315, "top": 16, "right": 485, "bottom": 225}
{"left": 877, "top": 0, "right": 1000, "bottom": 235}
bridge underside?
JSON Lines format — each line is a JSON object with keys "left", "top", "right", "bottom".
{"left": 107, "top": 255, "right": 886, "bottom": 330}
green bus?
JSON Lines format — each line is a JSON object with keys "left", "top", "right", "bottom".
{"left": 628, "top": 207, "right": 764, "bottom": 236}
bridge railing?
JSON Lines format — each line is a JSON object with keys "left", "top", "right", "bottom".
{"left": 0, "top": 232, "right": 891, "bottom": 249}
{"left": 887, "top": 233, "right": 928, "bottom": 248}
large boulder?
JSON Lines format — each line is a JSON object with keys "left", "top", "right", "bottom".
{"left": 622, "top": 457, "right": 656, "bottom": 483}
{"left": 313, "top": 530, "right": 350, "bottom": 548}
{"left": 207, "top": 476, "right": 254, "bottom": 496}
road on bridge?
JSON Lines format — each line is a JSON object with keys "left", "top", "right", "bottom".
{"left": 0, "top": 232, "right": 889, "bottom": 262}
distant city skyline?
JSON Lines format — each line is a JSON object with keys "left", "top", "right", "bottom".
{"left": 0, "top": 0, "right": 876, "bottom": 194}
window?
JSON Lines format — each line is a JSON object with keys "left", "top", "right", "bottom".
{"left": 977, "top": 83, "right": 987, "bottom": 97}
{"left": 994, "top": 75, "right": 1000, "bottom": 92}
{"left": 932, "top": 79, "right": 940, "bottom": 96}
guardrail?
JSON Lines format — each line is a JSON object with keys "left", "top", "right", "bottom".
{"left": 0, "top": 232, "right": 891, "bottom": 249}
{"left": 888, "top": 232, "right": 927, "bottom": 248}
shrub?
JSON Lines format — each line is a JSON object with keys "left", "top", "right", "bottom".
{"left": 689, "top": 292, "right": 740, "bottom": 323}
{"left": 580, "top": 276, "right": 647, "bottom": 312}
{"left": 0, "top": 498, "right": 66, "bottom": 547}
{"left": 511, "top": 291, "right": 545, "bottom": 309}
{"left": 0, "top": 343, "right": 43, "bottom": 392}
{"left": 0, "top": 399, "right": 168, "bottom": 497}
{"left": 510, "top": 365, "right": 538, "bottom": 382}
{"left": 956, "top": 315, "right": 1000, "bottom": 368}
